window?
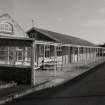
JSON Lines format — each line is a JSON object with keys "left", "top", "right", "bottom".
{"left": 57, "top": 46, "right": 62, "bottom": 56}
{"left": 16, "top": 48, "right": 23, "bottom": 61}
{"left": 0, "top": 47, "right": 8, "bottom": 61}
{"left": 0, "top": 22, "right": 13, "bottom": 34}
{"left": 45, "top": 45, "right": 50, "bottom": 58}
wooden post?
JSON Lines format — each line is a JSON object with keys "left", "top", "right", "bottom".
{"left": 73, "top": 47, "right": 75, "bottom": 63}
{"left": 92, "top": 48, "right": 94, "bottom": 63}
{"left": 99, "top": 48, "right": 101, "bottom": 62}
{"left": 95, "top": 48, "right": 97, "bottom": 62}
{"left": 94, "top": 48, "right": 96, "bottom": 62}
{"left": 100, "top": 48, "right": 101, "bottom": 61}
{"left": 102, "top": 48, "right": 103, "bottom": 57}
{"left": 13, "top": 47, "right": 16, "bottom": 65}
{"left": 98, "top": 48, "right": 100, "bottom": 62}
{"left": 100, "top": 48, "right": 102, "bottom": 61}
{"left": 81, "top": 47, "right": 83, "bottom": 65}
{"left": 69, "top": 47, "right": 72, "bottom": 63}
{"left": 89, "top": 48, "right": 91, "bottom": 63}
{"left": 61, "top": 46, "right": 63, "bottom": 71}
{"left": 81, "top": 47, "right": 83, "bottom": 64}
{"left": 7, "top": 47, "right": 9, "bottom": 64}
{"left": 74, "top": 47, "right": 75, "bottom": 63}
{"left": 43, "top": 44, "right": 45, "bottom": 69}
{"left": 83, "top": 47, "right": 85, "bottom": 65}
{"left": 97, "top": 48, "right": 99, "bottom": 62}
{"left": 86, "top": 48, "right": 88, "bottom": 64}
{"left": 31, "top": 42, "right": 35, "bottom": 85}
{"left": 65, "top": 47, "right": 66, "bottom": 64}
{"left": 100, "top": 48, "right": 103, "bottom": 61}
{"left": 102, "top": 48, "right": 104, "bottom": 59}
{"left": 36, "top": 45, "right": 39, "bottom": 68}
{"left": 91, "top": 48, "right": 93, "bottom": 63}
{"left": 72, "top": 47, "right": 74, "bottom": 63}
{"left": 25, "top": 47, "right": 28, "bottom": 62}
{"left": 102, "top": 48, "right": 104, "bottom": 60}
{"left": 22, "top": 47, "right": 25, "bottom": 65}
{"left": 68, "top": 46, "right": 70, "bottom": 63}
{"left": 54, "top": 45, "right": 57, "bottom": 76}
{"left": 77, "top": 47, "right": 79, "bottom": 62}
{"left": 93, "top": 48, "right": 95, "bottom": 62}
{"left": 98, "top": 48, "right": 100, "bottom": 57}
{"left": 84, "top": 47, "right": 86, "bottom": 65}
{"left": 76, "top": 47, "right": 79, "bottom": 69}
{"left": 83, "top": 47, "right": 84, "bottom": 64}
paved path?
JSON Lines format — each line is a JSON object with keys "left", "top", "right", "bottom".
{"left": 4, "top": 62, "right": 105, "bottom": 105}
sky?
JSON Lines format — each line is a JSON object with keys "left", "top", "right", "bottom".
{"left": 0, "top": 0, "right": 105, "bottom": 44}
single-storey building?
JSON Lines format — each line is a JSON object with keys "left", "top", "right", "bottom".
{"left": 27, "top": 27, "right": 97, "bottom": 69}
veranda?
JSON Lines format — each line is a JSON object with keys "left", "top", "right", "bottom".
{"left": 0, "top": 39, "right": 104, "bottom": 86}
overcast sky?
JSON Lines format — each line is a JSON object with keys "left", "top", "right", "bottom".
{"left": 1, "top": 0, "right": 105, "bottom": 44}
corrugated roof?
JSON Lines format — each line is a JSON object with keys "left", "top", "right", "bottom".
{"left": 28, "top": 27, "right": 96, "bottom": 47}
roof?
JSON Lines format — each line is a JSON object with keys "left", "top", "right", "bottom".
{"left": 27, "top": 27, "right": 96, "bottom": 47}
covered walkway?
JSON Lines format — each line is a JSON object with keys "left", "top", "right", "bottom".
{"left": 33, "top": 40, "right": 105, "bottom": 85}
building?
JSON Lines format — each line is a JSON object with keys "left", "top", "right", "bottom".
{"left": 0, "top": 14, "right": 104, "bottom": 85}
{"left": 0, "top": 14, "right": 34, "bottom": 84}
{"left": 27, "top": 27, "right": 96, "bottom": 68}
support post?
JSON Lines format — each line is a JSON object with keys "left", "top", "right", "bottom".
{"left": 92, "top": 48, "right": 94, "bottom": 63}
{"left": 77, "top": 47, "right": 79, "bottom": 62}
{"left": 83, "top": 47, "right": 86, "bottom": 65}
{"left": 81, "top": 47, "right": 84, "bottom": 65}
{"left": 94, "top": 48, "right": 96, "bottom": 62}
{"left": 99, "top": 48, "right": 100, "bottom": 57}
{"left": 43, "top": 44, "right": 45, "bottom": 70}
{"left": 25, "top": 47, "right": 28, "bottom": 62}
{"left": 73, "top": 47, "right": 75, "bottom": 63}
{"left": 31, "top": 42, "right": 35, "bottom": 85}
{"left": 68, "top": 46, "right": 70, "bottom": 63}
{"left": 61, "top": 46, "right": 63, "bottom": 71}
{"left": 90, "top": 48, "right": 92, "bottom": 64}
{"left": 54, "top": 45, "right": 57, "bottom": 76}
{"left": 95, "top": 48, "right": 97, "bottom": 62}
{"left": 70, "top": 47, "right": 72, "bottom": 63}
{"left": 76, "top": 47, "right": 79, "bottom": 69}
{"left": 72, "top": 47, "right": 74, "bottom": 63}
{"left": 97, "top": 48, "right": 98, "bottom": 59}
{"left": 101, "top": 48, "right": 103, "bottom": 61}
{"left": 7, "top": 47, "right": 9, "bottom": 64}
{"left": 83, "top": 47, "right": 85, "bottom": 64}
{"left": 61, "top": 46, "right": 63, "bottom": 70}
{"left": 86, "top": 48, "right": 88, "bottom": 64}
{"left": 84, "top": 47, "right": 86, "bottom": 65}
{"left": 65, "top": 47, "right": 67, "bottom": 64}
{"left": 13, "top": 47, "right": 16, "bottom": 65}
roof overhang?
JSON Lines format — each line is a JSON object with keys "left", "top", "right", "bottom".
{"left": 0, "top": 36, "right": 34, "bottom": 47}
